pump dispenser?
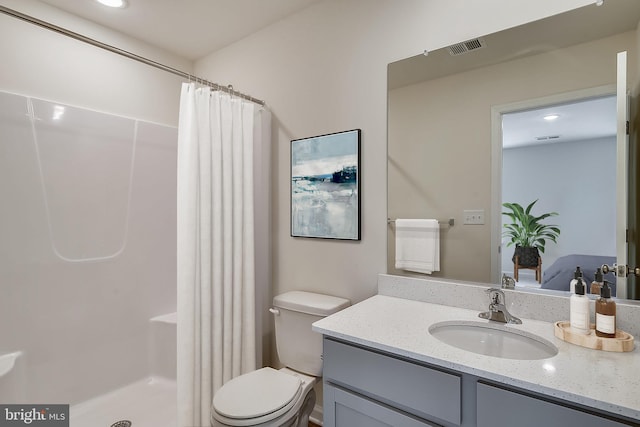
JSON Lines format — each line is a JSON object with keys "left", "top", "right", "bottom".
{"left": 590, "top": 267, "right": 604, "bottom": 295}
{"left": 570, "top": 266, "right": 585, "bottom": 294}
{"left": 570, "top": 277, "right": 590, "bottom": 334}
{"left": 595, "top": 281, "right": 616, "bottom": 338}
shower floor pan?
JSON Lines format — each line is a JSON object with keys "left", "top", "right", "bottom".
{"left": 70, "top": 377, "right": 176, "bottom": 427}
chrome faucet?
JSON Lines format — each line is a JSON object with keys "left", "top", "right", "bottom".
{"left": 478, "top": 288, "right": 522, "bottom": 324}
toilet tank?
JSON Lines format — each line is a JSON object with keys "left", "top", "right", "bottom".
{"left": 272, "top": 291, "right": 350, "bottom": 376}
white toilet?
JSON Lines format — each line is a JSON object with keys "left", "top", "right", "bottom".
{"left": 211, "top": 291, "right": 350, "bottom": 427}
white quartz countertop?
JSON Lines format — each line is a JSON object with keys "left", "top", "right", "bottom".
{"left": 312, "top": 294, "right": 640, "bottom": 421}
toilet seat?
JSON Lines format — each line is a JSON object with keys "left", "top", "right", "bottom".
{"left": 212, "top": 367, "right": 303, "bottom": 426}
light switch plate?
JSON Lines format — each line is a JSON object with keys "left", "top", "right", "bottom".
{"left": 463, "top": 209, "right": 485, "bottom": 225}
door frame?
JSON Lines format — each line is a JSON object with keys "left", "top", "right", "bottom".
{"left": 490, "top": 84, "right": 618, "bottom": 285}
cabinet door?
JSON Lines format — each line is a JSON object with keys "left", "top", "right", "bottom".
{"left": 323, "top": 338, "right": 461, "bottom": 424}
{"left": 477, "top": 382, "right": 630, "bottom": 427}
{"left": 324, "top": 383, "right": 440, "bottom": 427}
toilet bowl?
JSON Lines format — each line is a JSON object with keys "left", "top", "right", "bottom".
{"left": 211, "top": 368, "right": 315, "bottom": 427}
{"left": 210, "top": 291, "right": 350, "bottom": 427}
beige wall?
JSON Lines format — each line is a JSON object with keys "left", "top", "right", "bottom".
{"left": 388, "top": 31, "right": 637, "bottom": 283}
{"left": 194, "top": 0, "right": 591, "bottom": 305}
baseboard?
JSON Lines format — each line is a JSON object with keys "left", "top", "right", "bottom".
{"left": 309, "top": 403, "right": 323, "bottom": 426}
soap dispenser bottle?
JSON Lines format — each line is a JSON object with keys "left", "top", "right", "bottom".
{"left": 590, "top": 267, "right": 604, "bottom": 295}
{"left": 595, "top": 281, "right": 616, "bottom": 338}
{"left": 570, "top": 278, "right": 590, "bottom": 334}
{"left": 570, "top": 266, "right": 585, "bottom": 294}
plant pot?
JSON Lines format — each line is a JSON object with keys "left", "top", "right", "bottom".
{"left": 512, "top": 246, "right": 539, "bottom": 267}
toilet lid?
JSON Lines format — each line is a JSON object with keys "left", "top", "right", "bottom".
{"left": 213, "top": 367, "right": 302, "bottom": 420}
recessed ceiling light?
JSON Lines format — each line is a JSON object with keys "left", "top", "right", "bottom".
{"left": 543, "top": 114, "right": 560, "bottom": 121}
{"left": 52, "top": 105, "right": 65, "bottom": 121}
{"left": 96, "top": 0, "right": 127, "bottom": 8}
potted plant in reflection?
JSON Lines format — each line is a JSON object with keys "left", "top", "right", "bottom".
{"left": 502, "top": 200, "right": 560, "bottom": 269}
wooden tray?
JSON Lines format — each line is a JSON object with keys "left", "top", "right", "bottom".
{"left": 554, "top": 321, "right": 635, "bottom": 352}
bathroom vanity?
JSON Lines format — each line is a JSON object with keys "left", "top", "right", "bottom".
{"left": 313, "top": 279, "right": 640, "bottom": 427}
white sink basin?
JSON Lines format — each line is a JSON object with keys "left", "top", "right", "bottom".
{"left": 429, "top": 321, "right": 558, "bottom": 360}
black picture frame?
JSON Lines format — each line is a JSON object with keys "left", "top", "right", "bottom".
{"left": 290, "top": 129, "right": 361, "bottom": 240}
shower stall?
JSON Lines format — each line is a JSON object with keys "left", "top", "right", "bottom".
{"left": 0, "top": 3, "right": 184, "bottom": 425}
{"left": 0, "top": 90, "right": 179, "bottom": 425}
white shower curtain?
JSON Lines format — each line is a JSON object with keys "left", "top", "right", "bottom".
{"left": 177, "top": 83, "right": 266, "bottom": 427}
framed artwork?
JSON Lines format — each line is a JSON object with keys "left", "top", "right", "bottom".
{"left": 290, "top": 129, "right": 361, "bottom": 240}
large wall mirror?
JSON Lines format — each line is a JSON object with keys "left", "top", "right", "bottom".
{"left": 387, "top": 0, "right": 640, "bottom": 300}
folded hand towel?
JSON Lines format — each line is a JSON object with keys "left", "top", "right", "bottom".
{"left": 395, "top": 219, "right": 440, "bottom": 274}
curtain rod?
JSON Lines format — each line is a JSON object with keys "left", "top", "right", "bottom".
{"left": 0, "top": 5, "right": 266, "bottom": 106}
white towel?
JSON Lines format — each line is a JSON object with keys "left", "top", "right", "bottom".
{"left": 395, "top": 219, "right": 440, "bottom": 274}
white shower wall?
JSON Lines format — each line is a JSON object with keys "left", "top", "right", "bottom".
{"left": 0, "top": 90, "right": 178, "bottom": 404}
{"left": 0, "top": 0, "right": 186, "bottom": 405}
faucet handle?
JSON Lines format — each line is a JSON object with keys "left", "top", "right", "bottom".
{"left": 481, "top": 288, "right": 521, "bottom": 324}
{"left": 485, "top": 288, "right": 504, "bottom": 304}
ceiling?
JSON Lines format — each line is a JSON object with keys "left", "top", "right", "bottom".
{"left": 388, "top": 1, "right": 640, "bottom": 91}
{"left": 388, "top": 0, "right": 636, "bottom": 151}
{"left": 37, "top": 0, "right": 322, "bottom": 60}
{"left": 502, "top": 95, "right": 617, "bottom": 149}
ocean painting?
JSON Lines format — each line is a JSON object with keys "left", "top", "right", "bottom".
{"left": 291, "top": 129, "right": 361, "bottom": 240}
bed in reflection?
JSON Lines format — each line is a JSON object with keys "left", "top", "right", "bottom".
{"left": 541, "top": 254, "right": 617, "bottom": 296}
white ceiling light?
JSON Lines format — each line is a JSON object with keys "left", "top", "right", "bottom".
{"left": 543, "top": 114, "right": 560, "bottom": 121}
{"left": 52, "top": 105, "right": 65, "bottom": 121}
{"left": 96, "top": 0, "right": 127, "bottom": 8}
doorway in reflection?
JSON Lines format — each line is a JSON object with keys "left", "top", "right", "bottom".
{"left": 501, "top": 95, "right": 617, "bottom": 293}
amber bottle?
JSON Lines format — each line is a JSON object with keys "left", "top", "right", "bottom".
{"left": 590, "top": 267, "right": 604, "bottom": 295}
{"left": 595, "top": 281, "right": 616, "bottom": 338}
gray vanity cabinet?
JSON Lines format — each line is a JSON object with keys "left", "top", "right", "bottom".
{"left": 322, "top": 337, "right": 635, "bottom": 427}
{"left": 323, "top": 338, "right": 461, "bottom": 426}
{"left": 324, "top": 384, "right": 438, "bottom": 427}
{"left": 476, "top": 382, "right": 629, "bottom": 427}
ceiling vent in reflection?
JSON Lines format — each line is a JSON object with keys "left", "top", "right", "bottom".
{"left": 535, "top": 135, "right": 561, "bottom": 141}
{"left": 448, "top": 38, "right": 486, "bottom": 56}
